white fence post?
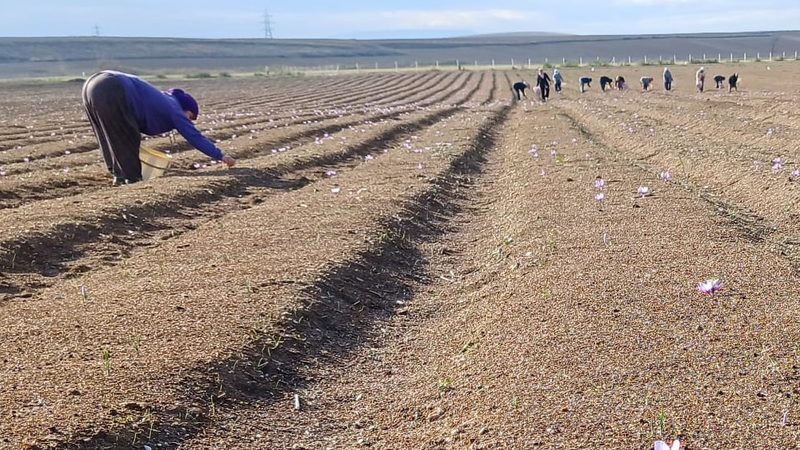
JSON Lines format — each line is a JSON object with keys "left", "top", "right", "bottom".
{"left": 744, "top": 53, "right": 747, "bottom": 61}
{"left": 395, "top": 61, "right": 398, "bottom": 71}
{"left": 579, "top": 57, "right": 583, "bottom": 65}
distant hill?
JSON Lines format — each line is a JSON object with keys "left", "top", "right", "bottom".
{"left": 1, "top": 30, "right": 799, "bottom": 78}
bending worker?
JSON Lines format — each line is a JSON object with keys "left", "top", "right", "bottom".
{"left": 81, "top": 70, "right": 236, "bottom": 184}
{"left": 513, "top": 80, "right": 529, "bottom": 100}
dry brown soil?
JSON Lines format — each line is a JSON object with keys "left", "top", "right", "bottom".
{"left": 1, "top": 63, "right": 800, "bottom": 449}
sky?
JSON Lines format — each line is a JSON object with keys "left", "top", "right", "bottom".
{"left": 1, "top": 0, "right": 799, "bottom": 39}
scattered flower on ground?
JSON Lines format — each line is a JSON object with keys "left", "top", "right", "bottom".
{"left": 654, "top": 440, "right": 680, "bottom": 450}
{"left": 594, "top": 176, "right": 606, "bottom": 189}
{"left": 638, "top": 186, "right": 650, "bottom": 196}
{"left": 659, "top": 170, "right": 672, "bottom": 182}
{"left": 697, "top": 278, "right": 723, "bottom": 295}
{"left": 595, "top": 192, "right": 605, "bottom": 202}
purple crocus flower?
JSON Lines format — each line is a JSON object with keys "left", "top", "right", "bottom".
{"left": 324, "top": 170, "right": 337, "bottom": 177}
{"left": 791, "top": 169, "right": 800, "bottom": 179}
{"left": 697, "top": 278, "right": 723, "bottom": 295}
{"left": 654, "top": 440, "right": 680, "bottom": 450}
{"left": 638, "top": 186, "right": 650, "bottom": 196}
{"left": 331, "top": 187, "right": 341, "bottom": 194}
{"left": 659, "top": 170, "right": 672, "bottom": 182}
{"left": 594, "top": 177, "right": 606, "bottom": 189}
{"left": 595, "top": 192, "right": 605, "bottom": 202}
{"left": 772, "top": 157, "right": 783, "bottom": 172}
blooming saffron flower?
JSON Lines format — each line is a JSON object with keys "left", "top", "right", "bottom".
{"left": 571, "top": 137, "right": 578, "bottom": 145}
{"left": 594, "top": 177, "right": 606, "bottom": 189}
{"left": 697, "top": 278, "right": 723, "bottom": 295}
{"left": 595, "top": 192, "right": 605, "bottom": 202}
{"left": 365, "top": 154, "right": 374, "bottom": 161}
{"left": 324, "top": 170, "right": 337, "bottom": 177}
{"left": 638, "top": 186, "right": 650, "bottom": 196}
{"left": 791, "top": 169, "right": 800, "bottom": 179}
{"left": 331, "top": 187, "right": 341, "bottom": 194}
{"left": 772, "top": 157, "right": 783, "bottom": 172}
{"left": 654, "top": 440, "right": 680, "bottom": 450}
{"left": 659, "top": 170, "right": 672, "bottom": 182}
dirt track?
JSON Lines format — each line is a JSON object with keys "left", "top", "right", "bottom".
{"left": 2, "top": 63, "right": 800, "bottom": 449}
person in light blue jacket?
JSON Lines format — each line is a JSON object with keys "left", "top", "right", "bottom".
{"left": 81, "top": 70, "right": 236, "bottom": 184}
{"left": 553, "top": 69, "right": 564, "bottom": 93}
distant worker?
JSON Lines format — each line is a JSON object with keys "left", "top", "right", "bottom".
{"left": 599, "top": 76, "right": 614, "bottom": 91}
{"left": 640, "top": 76, "right": 654, "bottom": 91}
{"left": 728, "top": 73, "right": 739, "bottom": 92}
{"left": 663, "top": 67, "right": 673, "bottom": 91}
{"left": 615, "top": 76, "right": 626, "bottom": 90}
{"left": 513, "top": 81, "right": 529, "bottom": 100}
{"left": 553, "top": 68, "right": 564, "bottom": 93}
{"left": 536, "top": 68, "right": 551, "bottom": 101}
{"left": 579, "top": 76, "right": 592, "bottom": 93}
{"left": 81, "top": 70, "right": 235, "bottom": 184}
{"left": 713, "top": 75, "right": 726, "bottom": 89}
{"left": 696, "top": 67, "right": 706, "bottom": 93}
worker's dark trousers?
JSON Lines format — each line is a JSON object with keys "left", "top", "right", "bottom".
{"left": 81, "top": 72, "right": 142, "bottom": 183}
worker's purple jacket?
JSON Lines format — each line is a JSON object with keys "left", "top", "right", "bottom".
{"left": 111, "top": 71, "right": 223, "bottom": 160}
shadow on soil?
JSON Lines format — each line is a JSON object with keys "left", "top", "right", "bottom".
{"left": 0, "top": 107, "right": 463, "bottom": 300}
{"left": 49, "top": 104, "right": 512, "bottom": 450}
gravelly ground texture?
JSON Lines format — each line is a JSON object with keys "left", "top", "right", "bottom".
{"left": 1, "top": 63, "right": 800, "bottom": 449}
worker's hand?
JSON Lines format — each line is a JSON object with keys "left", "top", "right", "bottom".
{"left": 221, "top": 155, "right": 236, "bottom": 167}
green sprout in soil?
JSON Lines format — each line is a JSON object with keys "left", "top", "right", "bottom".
{"left": 656, "top": 410, "right": 668, "bottom": 437}
{"left": 437, "top": 378, "right": 454, "bottom": 393}
{"left": 102, "top": 349, "right": 112, "bottom": 376}
{"left": 459, "top": 340, "right": 476, "bottom": 354}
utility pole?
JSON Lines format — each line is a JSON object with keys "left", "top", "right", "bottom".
{"left": 263, "top": 8, "right": 274, "bottom": 39}
{"left": 93, "top": 24, "right": 100, "bottom": 36}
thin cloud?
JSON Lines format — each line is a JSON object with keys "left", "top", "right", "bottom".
{"left": 279, "top": 8, "right": 544, "bottom": 35}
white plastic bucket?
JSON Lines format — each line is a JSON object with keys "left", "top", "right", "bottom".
{"left": 139, "top": 146, "right": 173, "bottom": 181}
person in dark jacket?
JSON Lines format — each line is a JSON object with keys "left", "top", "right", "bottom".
{"left": 513, "top": 81, "right": 529, "bottom": 100}
{"left": 713, "top": 75, "right": 726, "bottom": 89}
{"left": 599, "top": 76, "right": 614, "bottom": 91}
{"left": 81, "top": 70, "right": 236, "bottom": 184}
{"left": 640, "top": 76, "right": 654, "bottom": 91}
{"left": 663, "top": 67, "right": 673, "bottom": 91}
{"left": 615, "top": 76, "right": 626, "bottom": 90}
{"left": 536, "top": 68, "right": 551, "bottom": 101}
{"left": 728, "top": 73, "right": 739, "bottom": 92}
{"left": 579, "top": 76, "right": 592, "bottom": 93}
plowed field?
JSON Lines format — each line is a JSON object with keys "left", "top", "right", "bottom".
{"left": 2, "top": 63, "right": 800, "bottom": 449}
